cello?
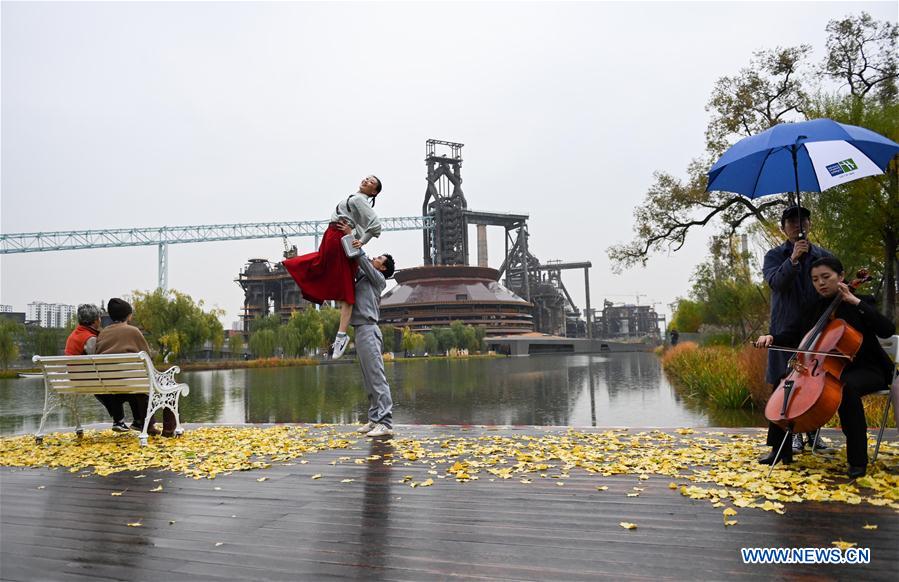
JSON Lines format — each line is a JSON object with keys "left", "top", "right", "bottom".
{"left": 765, "top": 269, "right": 872, "bottom": 435}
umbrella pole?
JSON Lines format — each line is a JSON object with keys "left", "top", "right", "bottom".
{"left": 791, "top": 145, "right": 805, "bottom": 240}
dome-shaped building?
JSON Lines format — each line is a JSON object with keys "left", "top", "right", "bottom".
{"left": 379, "top": 265, "right": 533, "bottom": 335}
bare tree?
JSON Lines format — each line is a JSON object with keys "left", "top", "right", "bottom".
{"left": 608, "top": 47, "right": 810, "bottom": 270}
{"left": 823, "top": 12, "right": 898, "bottom": 103}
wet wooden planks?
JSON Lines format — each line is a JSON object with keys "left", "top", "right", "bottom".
{"left": 1, "top": 425, "right": 897, "bottom": 581}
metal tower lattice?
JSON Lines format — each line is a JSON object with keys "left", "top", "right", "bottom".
{"left": 422, "top": 139, "right": 467, "bottom": 265}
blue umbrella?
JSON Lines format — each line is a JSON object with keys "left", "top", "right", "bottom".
{"left": 706, "top": 118, "right": 899, "bottom": 216}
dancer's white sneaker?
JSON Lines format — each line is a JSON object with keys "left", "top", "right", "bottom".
{"left": 355, "top": 421, "right": 377, "bottom": 434}
{"left": 366, "top": 423, "right": 393, "bottom": 438}
{"left": 331, "top": 334, "right": 349, "bottom": 359}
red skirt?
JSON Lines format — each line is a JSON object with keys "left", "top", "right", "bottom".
{"left": 283, "top": 224, "right": 355, "bottom": 305}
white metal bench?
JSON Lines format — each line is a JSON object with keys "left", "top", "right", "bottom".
{"left": 32, "top": 352, "right": 190, "bottom": 446}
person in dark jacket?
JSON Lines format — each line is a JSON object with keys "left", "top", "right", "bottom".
{"left": 762, "top": 205, "right": 833, "bottom": 454}
{"left": 755, "top": 257, "right": 895, "bottom": 478}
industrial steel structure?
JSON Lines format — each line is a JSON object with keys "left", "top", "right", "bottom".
{"left": 411, "top": 139, "right": 593, "bottom": 337}
{"left": 379, "top": 265, "right": 534, "bottom": 335}
{"left": 593, "top": 300, "right": 663, "bottom": 340}
{"left": 234, "top": 258, "right": 307, "bottom": 332}
{"left": 0, "top": 217, "right": 432, "bottom": 291}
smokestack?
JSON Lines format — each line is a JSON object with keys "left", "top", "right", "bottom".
{"left": 477, "top": 224, "right": 488, "bottom": 267}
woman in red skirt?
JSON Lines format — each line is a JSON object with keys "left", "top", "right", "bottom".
{"left": 283, "top": 175, "right": 383, "bottom": 358}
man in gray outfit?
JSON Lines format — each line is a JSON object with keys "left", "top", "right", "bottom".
{"left": 341, "top": 229, "right": 396, "bottom": 437}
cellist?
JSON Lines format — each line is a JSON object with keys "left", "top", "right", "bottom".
{"left": 755, "top": 257, "right": 895, "bottom": 478}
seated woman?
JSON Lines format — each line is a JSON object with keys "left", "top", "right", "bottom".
{"left": 755, "top": 257, "right": 895, "bottom": 478}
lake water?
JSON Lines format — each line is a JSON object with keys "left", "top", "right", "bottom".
{"left": 0, "top": 353, "right": 764, "bottom": 436}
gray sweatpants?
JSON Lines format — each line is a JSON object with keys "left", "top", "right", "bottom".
{"left": 354, "top": 324, "right": 393, "bottom": 428}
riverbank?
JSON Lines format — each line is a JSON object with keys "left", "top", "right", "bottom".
{"left": 659, "top": 342, "right": 896, "bottom": 428}
{"left": 1, "top": 353, "right": 508, "bottom": 378}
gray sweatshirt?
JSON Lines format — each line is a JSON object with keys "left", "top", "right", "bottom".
{"left": 331, "top": 193, "right": 382, "bottom": 245}
{"left": 349, "top": 250, "right": 387, "bottom": 326}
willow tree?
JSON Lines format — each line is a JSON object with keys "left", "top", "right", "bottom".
{"left": 131, "top": 289, "right": 225, "bottom": 361}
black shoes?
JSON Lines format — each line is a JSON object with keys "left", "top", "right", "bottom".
{"left": 111, "top": 420, "right": 129, "bottom": 433}
{"left": 131, "top": 421, "right": 161, "bottom": 436}
{"left": 847, "top": 465, "right": 866, "bottom": 479}
{"left": 758, "top": 450, "right": 793, "bottom": 466}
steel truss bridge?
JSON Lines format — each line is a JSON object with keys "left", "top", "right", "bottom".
{"left": 1, "top": 216, "right": 433, "bottom": 290}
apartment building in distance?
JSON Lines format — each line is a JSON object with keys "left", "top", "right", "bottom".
{"left": 27, "top": 302, "right": 77, "bottom": 328}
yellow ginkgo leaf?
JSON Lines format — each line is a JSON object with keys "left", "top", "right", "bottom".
{"left": 340, "top": 479, "right": 355, "bottom": 483}
{"left": 215, "top": 542, "right": 224, "bottom": 547}
{"left": 420, "top": 479, "right": 434, "bottom": 487}
{"left": 626, "top": 492, "right": 640, "bottom": 497}
{"left": 596, "top": 486, "right": 608, "bottom": 491}
{"left": 832, "top": 540, "right": 857, "bottom": 551}
{"left": 862, "top": 524, "right": 878, "bottom": 530}
{"left": 37, "top": 485, "right": 46, "bottom": 490}
{"left": 111, "top": 491, "right": 125, "bottom": 496}
{"left": 256, "top": 477, "right": 268, "bottom": 482}
{"left": 668, "top": 482, "right": 677, "bottom": 489}
{"left": 520, "top": 479, "right": 532, "bottom": 484}
{"left": 311, "top": 474, "right": 322, "bottom": 480}
{"left": 126, "top": 521, "right": 142, "bottom": 527}
{"left": 149, "top": 485, "right": 163, "bottom": 492}
{"left": 722, "top": 508, "right": 737, "bottom": 517}
{"left": 724, "top": 520, "right": 737, "bottom": 527}
{"left": 619, "top": 522, "right": 637, "bottom": 529}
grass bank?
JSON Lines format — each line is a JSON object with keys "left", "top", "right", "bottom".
{"left": 659, "top": 342, "right": 895, "bottom": 427}
{"left": 660, "top": 342, "right": 764, "bottom": 409}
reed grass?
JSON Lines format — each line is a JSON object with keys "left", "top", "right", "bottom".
{"left": 661, "top": 343, "right": 898, "bottom": 427}
{"left": 661, "top": 343, "right": 752, "bottom": 409}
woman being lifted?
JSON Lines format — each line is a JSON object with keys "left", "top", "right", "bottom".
{"left": 283, "top": 175, "right": 383, "bottom": 358}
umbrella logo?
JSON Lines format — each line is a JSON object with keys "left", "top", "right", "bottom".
{"left": 826, "top": 158, "right": 858, "bottom": 177}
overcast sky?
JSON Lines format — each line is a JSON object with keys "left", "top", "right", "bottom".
{"left": 2, "top": 1, "right": 896, "bottom": 328}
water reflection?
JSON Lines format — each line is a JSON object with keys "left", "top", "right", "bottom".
{"left": 0, "top": 353, "right": 765, "bottom": 435}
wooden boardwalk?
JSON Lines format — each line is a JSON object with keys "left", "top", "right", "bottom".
{"left": 1, "top": 425, "right": 897, "bottom": 581}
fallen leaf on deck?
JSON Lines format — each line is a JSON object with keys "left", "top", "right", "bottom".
{"left": 149, "top": 485, "right": 163, "bottom": 492}
{"left": 832, "top": 540, "right": 857, "bottom": 551}
{"left": 311, "top": 474, "right": 322, "bottom": 480}
{"left": 862, "top": 524, "right": 878, "bottom": 530}
{"left": 126, "top": 521, "right": 142, "bottom": 527}
{"left": 619, "top": 522, "right": 637, "bottom": 529}
{"left": 256, "top": 477, "right": 268, "bottom": 482}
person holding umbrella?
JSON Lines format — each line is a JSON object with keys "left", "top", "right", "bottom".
{"left": 763, "top": 205, "right": 833, "bottom": 460}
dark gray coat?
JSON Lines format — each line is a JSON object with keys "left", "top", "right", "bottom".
{"left": 762, "top": 240, "right": 832, "bottom": 384}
